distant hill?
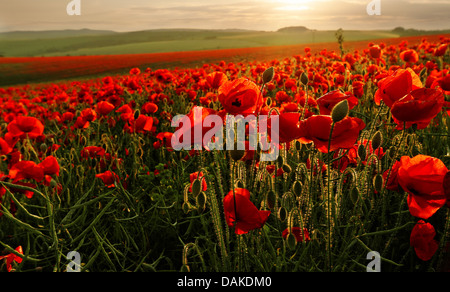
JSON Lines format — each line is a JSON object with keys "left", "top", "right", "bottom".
{"left": 391, "top": 27, "right": 450, "bottom": 36}
{"left": 0, "top": 27, "right": 449, "bottom": 57}
{"left": 277, "top": 26, "right": 311, "bottom": 33}
{"left": 0, "top": 29, "right": 117, "bottom": 40}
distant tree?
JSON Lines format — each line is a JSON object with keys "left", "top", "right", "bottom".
{"left": 335, "top": 28, "right": 345, "bottom": 57}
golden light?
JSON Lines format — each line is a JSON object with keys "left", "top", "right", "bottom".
{"left": 274, "top": 0, "right": 312, "bottom": 11}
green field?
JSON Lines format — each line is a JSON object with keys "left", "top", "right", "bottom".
{"left": 1, "top": 27, "right": 449, "bottom": 57}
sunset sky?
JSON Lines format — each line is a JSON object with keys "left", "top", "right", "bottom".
{"left": 0, "top": 0, "right": 449, "bottom": 32}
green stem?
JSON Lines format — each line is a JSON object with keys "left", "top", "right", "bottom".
{"left": 326, "top": 122, "right": 336, "bottom": 272}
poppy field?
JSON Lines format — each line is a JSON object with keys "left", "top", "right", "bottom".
{"left": 0, "top": 35, "right": 450, "bottom": 273}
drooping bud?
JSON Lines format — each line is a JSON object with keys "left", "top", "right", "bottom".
{"left": 266, "top": 190, "right": 276, "bottom": 209}
{"left": 358, "top": 144, "right": 366, "bottom": 160}
{"left": 371, "top": 131, "right": 383, "bottom": 150}
{"left": 191, "top": 179, "right": 202, "bottom": 197}
{"left": 300, "top": 72, "right": 309, "bottom": 86}
{"left": 286, "top": 232, "right": 297, "bottom": 250}
{"left": 134, "top": 109, "right": 140, "bottom": 120}
{"left": 331, "top": 99, "right": 349, "bottom": 123}
{"left": 230, "top": 142, "right": 246, "bottom": 161}
{"left": 292, "top": 181, "right": 303, "bottom": 197}
{"left": 282, "top": 163, "right": 292, "bottom": 174}
{"left": 263, "top": 67, "right": 275, "bottom": 84}
{"left": 373, "top": 174, "right": 384, "bottom": 192}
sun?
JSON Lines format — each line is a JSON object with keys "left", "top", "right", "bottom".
{"left": 274, "top": 0, "right": 312, "bottom": 11}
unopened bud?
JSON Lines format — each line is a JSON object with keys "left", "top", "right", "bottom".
{"left": 134, "top": 110, "right": 140, "bottom": 120}
{"left": 263, "top": 67, "right": 275, "bottom": 84}
{"left": 373, "top": 174, "right": 384, "bottom": 192}
{"left": 331, "top": 99, "right": 349, "bottom": 123}
{"left": 286, "top": 232, "right": 297, "bottom": 250}
{"left": 191, "top": 179, "right": 202, "bottom": 197}
{"left": 358, "top": 144, "right": 366, "bottom": 160}
{"left": 292, "top": 180, "right": 303, "bottom": 197}
{"left": 371, "top": 131, "right": 383, "bottom": 150}
{"left": 282, "top": 164, "right": 292, "bottom": 174}
{"left": 300, "top": 72, "right": 309, "bottom": 86}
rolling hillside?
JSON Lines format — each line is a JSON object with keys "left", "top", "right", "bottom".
{"left": 1, "top": 27, "right": 449, "bottom": 57}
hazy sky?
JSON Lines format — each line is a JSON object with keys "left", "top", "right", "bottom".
{"left": 0, "top": 0, "right": 449, "bottom": 32}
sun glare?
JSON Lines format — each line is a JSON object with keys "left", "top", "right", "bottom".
{"left": 274, "top": 0, "right": 312, "bottom": 11}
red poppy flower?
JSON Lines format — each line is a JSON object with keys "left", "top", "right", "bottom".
{"left": 296, "top": 115, "right": 366, "bottom": 153}
{"left": 133, "top": 115, "right": 153, "bottom": 133}
{"left": 369, "top": 45, "right": 382, "bottom": 59}
{"left": 267, "top": 112, "right": 302, "bottom": 144}
{"left": 398, "top": 155, "right": 448, "bottom": 219}
{"left": 391, "top": 88, "right": 444, "bottom": 130}
{"left": 8, "top": 161, "right": 44, "bottom": 183}
{"left": 316, "top": 90, "right": 359, "bottom": 115}
{"left": 0, "top": 246, "right": 23, "bottom": 272}
{"left": 282, "top": 227, "right": 311, "bottom": 243}
{"left": 374, "top": 68, "right": 422, "bottom": 107}
{"left": 383, "top": 160, "right": 401, "bottom": 192}
{"left": 400, "top": 49, "right": 419, "bottom": 63}
{"left": 189, "top": 171, "right": 207, "bottom": 193}
{"left": 80, "top": 108, "right": 97, "bottom": 122}
{"left": 7, "top": 116, "right": 44, "bottom": 139}
{"left": 116, "top": 104, "right": 134, "bottom": 122}
{"left": 431, "top": 73, "right": 450, "bottom": 93}
{"left": 96, "top": 170, "right": 120, "bottom": 188}
{"left": 218, "top": 78, "right": 263, "bottom": 115}
{"left": 61, "top": 112, "right": 74, "bottom": 123}
{"left": 352, "top": 80, "right": 365, "bottom": 98}
{"left": 154, "top": 132, "right": 174, "bottom": 150}
{"left": 434, "top": 44, "right": 448, "bottom": 57}
{"left": 206, "top": 72, "right": 228, "bottom": 90}
{"left": 444, "top": 171, "right": 450, "bottom": 208}
{"left": 141, "top": 102, "right": 158, "bottom": 114}
{"left": 0, "top": 137, "right": 13, "bottom": 155}
{"left": 81, "top": 146, "right": 106, "bottom": 159}
{"left": 96, "top": 101, "right": 115, "bottom": 116}
{"left": 223, "top": 188, "right": 271, "bottom": 235}
{"left": 73, "top": 116, "right": 90, "bottom": 129}
{"left": 39, "top": 156, "right": 60, "bottom": 176}
{"left": 410, "top": 220, "right": 438, "bottom": 261}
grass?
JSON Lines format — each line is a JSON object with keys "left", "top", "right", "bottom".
{"left": 0, "top": 33, "right": 449, "bottom": 273}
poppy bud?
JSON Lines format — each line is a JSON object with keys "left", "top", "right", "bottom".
{"left": 191, "top": 179, "right": 202, "bottom": 197}
{"left": 300, "top": 72, "right": 309, "bottom": 86}
{"left": 282, "top": 164, "right": 292, "bottom": 174}
{"left": 230, "top": 149, "right": 246, "bottom": 161}
{"left": 266, "top": 190, "right": 276, "bottom": 209}
{"left": 331, "top": 99, "right": 349, "bottom": 123}
{"left": 50, "top": 179, "right": 58, "bottom": 188}
{"left": 278, "top": 207, "right": 288, "bottom": 222}
{"left": 372, "top": 131, "right": 383, "bottom": 150}
{"left": 373, "top": 174, "right": 384, "bottom": 192}
{"left": 196, "top": 192, "right": 207, "bottom": 213}
{"left": 134, "top": 110, "right": 140, "bottom": 120}
{"left": 350, "top": 188, "right": 359, "bottom": 204}
{"left": 358, "top": 144, "right": 366, "bottom": 160}
{"left": 40, "top": 143, "right": 48, "bottom": 152}
{"left": 263, "top": 67, "right": 275, "bottom": 84}
{"left": 286, "top": 232, "right": 297, "bottom": 250}
{"left": 292, "top": 181, "right": 302, "bottom": 197}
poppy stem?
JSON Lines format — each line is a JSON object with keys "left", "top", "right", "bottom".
{"left": 326, "top": 121, "right": 336, "bottom": 272}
